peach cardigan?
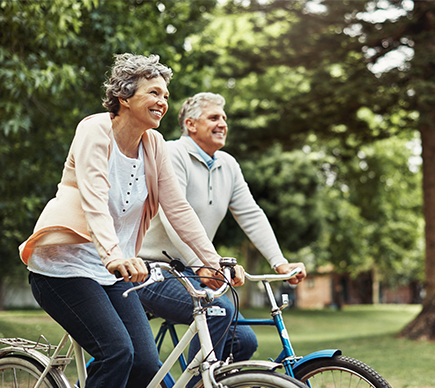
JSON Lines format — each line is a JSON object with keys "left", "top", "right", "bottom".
{"left": 19, "top": 113, "right": 220, "bottom": 269}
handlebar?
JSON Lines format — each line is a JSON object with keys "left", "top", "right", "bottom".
{"left": 245, "top": 266, "right": 303, "bottom": 283}
{"left": 121, "top": 259, "right": 236, "bottom": 303}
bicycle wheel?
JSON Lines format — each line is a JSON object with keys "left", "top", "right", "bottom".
{"left": 293, "top": 355, "right": 391, "bottom": 388}
{"left": 0, "top": 354, "right": 65, "bottom": 388}
{"left": 195, "top": 369, "right": 306, "bottom": 388}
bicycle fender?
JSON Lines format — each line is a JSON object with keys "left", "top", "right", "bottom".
{"left": 292, "top": 349, "right": 342, "bottom": 369}
{"left": 0, "top": 347, "right": 72, "bottom": 387}
{"left": 216, "top": 360, "right": 283, "bottom": 376}
{"left": 0, "top": 346, "right": 51, "bottom": 367}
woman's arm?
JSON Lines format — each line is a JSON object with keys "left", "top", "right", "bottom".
{"left": 153, "top": 137, "right": 221, "bottom": 270}
{"left": 71, "top": 114, "right": 124, "bottom": 267}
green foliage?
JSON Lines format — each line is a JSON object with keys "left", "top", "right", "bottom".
{"left": 299, "top": 133, "right": 424, "bottom": 285}
{"left": 1, "top": 0, "right": 91, "bottom": 283}
{"left": 189, "top": 0, "right": 426, "bottom": 285}
{"left": 0, "top": 0, "right": 218, "bottom": 290}
{"left": 0, "top": 0, "right": 428, "bottom": 301}
{"left": 241, "top": 145, "right": 324, "bottom": 251}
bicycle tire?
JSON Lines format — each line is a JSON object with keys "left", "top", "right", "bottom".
{"left": 194, "top": 369, "right": 306, "bottom": 388}
{"left": 292, "top": 355, "right": 392, "bottom": 388}
{"left": 0, "top": 354, "right": 67, "bottom": 388}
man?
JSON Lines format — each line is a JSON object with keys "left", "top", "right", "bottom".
{"left": 138, "top": 92, "right": 306, "bottom": 382}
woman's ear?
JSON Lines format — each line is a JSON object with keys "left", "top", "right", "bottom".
{"left": 119, "top": 97, "right": 129, "bottom": 108}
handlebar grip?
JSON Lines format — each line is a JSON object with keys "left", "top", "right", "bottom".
{"left": 200, "top": 267, "right": 235, "bottom": 288}
{"left": 114, "top": 262, "right": 150, "bottom": 280}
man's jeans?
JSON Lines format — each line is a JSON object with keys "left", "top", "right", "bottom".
{"left": 137, "top": 268, "right": 258, "bottom": 387}
{"left": 29, "top": 272, "right": 160, "bottom": 388}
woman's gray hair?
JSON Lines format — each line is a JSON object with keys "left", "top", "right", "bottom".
{"left": 102, "top": 53, "right": 173, "bottom": 114}
{"left": 178, "top": 92, "right": 226, "bottom": 136}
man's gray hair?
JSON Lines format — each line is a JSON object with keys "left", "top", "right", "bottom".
{"left": 178, "top": 92, "right": 226, "bottom": 136}
{"left": 103, "top": 53, "right": 173, "bottom": 114}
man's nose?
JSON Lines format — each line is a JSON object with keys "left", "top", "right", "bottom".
{"left": 218, "top": 118, "right": 227, "bottom": 127}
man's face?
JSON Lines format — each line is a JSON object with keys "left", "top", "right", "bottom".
{"left": 187, "top": 103, "right": 227, "bottom": 157}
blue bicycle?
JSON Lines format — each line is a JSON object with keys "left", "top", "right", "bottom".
{"left": 153, "top": 270, "right": 392, "bottom": 388}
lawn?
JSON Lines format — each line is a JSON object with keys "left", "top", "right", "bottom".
{"left": 1, "top": 304, "right": 433, "bottom": 388}
{"left": 243, "top": 304, "right": 434, "bottom": 388}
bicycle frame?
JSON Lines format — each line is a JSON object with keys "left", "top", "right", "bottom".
{"left": 149, "top": 295, "right": 220, "bottom": 388}
{"left": 0, "top": 262, "right": 294, "bottom": 388}
{"left": 125, "top": 262, "right": 291, "bottom": 388}
{"left": 153, "top": 274, "right": 342, "bottom": 381}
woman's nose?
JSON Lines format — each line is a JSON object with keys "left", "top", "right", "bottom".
{"left": 157, "top": 97, "right": 168, "bottom": 108}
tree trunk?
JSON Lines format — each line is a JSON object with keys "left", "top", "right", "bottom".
{"left": 372, "top": 266, "right": 380, "bottom": 305}
{"left": 0, "top": 279, "right": 4, "bottom": 311}
{"left": 239, "top": 240, "right": 262, "bottom": 308}
{"left": 400, "top": 121, "right": 435, "bottom": 339}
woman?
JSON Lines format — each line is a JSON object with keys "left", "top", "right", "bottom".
{"left": 19, "top": 53, "right": 244, "bottom": 388}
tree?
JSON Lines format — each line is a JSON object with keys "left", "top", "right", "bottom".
{"left": 0, "top": 0, "right": 218, "bottom": 308}
{"left": 0, "top": 0, "right": 96, "bottom": 306}
{"left": 191, "top": 1, "right": 429, "bottom": 320}
{"left": 318, "top": 134, "right": 423, "bottom": 296}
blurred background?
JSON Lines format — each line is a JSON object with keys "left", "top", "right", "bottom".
{"left": 1, "top": 0, "right": 434, "bottom": 342}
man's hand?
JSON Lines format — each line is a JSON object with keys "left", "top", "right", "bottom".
{"left": 107, "top": 257, "right": 148, "bottom": 283}
{"left": 231, "top": 265, "right": 245, "bottom": 287}
{"left": 276, "top": 262, "right": 307, "bottom": 285}
{"left": 197, "top": 264, "right": 245, "bottom": 290}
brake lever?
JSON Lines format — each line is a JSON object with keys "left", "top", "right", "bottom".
{"left": 122, "top": 266, "right": 165, "bottom": 298}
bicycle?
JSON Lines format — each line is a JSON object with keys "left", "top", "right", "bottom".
{"left": 152, "top": 270, "right": 392, "bottom": 388}
{"left": 0, "top": 257, "right": 307, "bottom": 388}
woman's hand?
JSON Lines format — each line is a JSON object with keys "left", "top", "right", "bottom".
{"left": 107, "top": 257, "right": 148, "bottom": 283}
{"left": 275, "top": 262, "right": 307, "bottom": 285}
{"left": 197, "top": 264, "right": 245, "bottom": 290}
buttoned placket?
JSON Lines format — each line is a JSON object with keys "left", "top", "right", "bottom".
{"left": 122, "top": 163, "right": 139, "bottom": 214}
{"left": 208, "top": 163, "right": 216, "bottom": 206}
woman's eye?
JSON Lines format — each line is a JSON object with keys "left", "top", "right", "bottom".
{"left": 150, "top": 90, "right": 158, "bottom": 95}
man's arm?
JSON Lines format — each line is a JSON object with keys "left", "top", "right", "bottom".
{"left": 228, "top": 160, "right": 307, "bottom": 281}
{"left": 228, "top": 160, "right": 286, "bottom": 264}
{"left": 228, "top": 157, "right": 306, "bottom": 284}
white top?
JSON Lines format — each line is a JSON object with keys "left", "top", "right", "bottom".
{"left": 28, "top": 140, "right": 147, "bottom": 285}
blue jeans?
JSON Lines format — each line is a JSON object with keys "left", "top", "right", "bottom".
{"left": 29, "top": 272, "right": 160, "bottom": 388}
{"left": 137, "top": 268, "right": 258, "bottom": 387}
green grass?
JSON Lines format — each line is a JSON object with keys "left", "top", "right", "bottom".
{"left": 1, "top": 305, "right": 433, "bottom": 388}
{"left": 243, "top": 304, "right": 434, "bottom": 388}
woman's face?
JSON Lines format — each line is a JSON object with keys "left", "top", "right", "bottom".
{"left": 124, "top": 76, "right": 169, "bottom": 129}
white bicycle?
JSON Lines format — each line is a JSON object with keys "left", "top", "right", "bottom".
{"left": 0, "top": 257, "right": 306, "bottom": 388}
